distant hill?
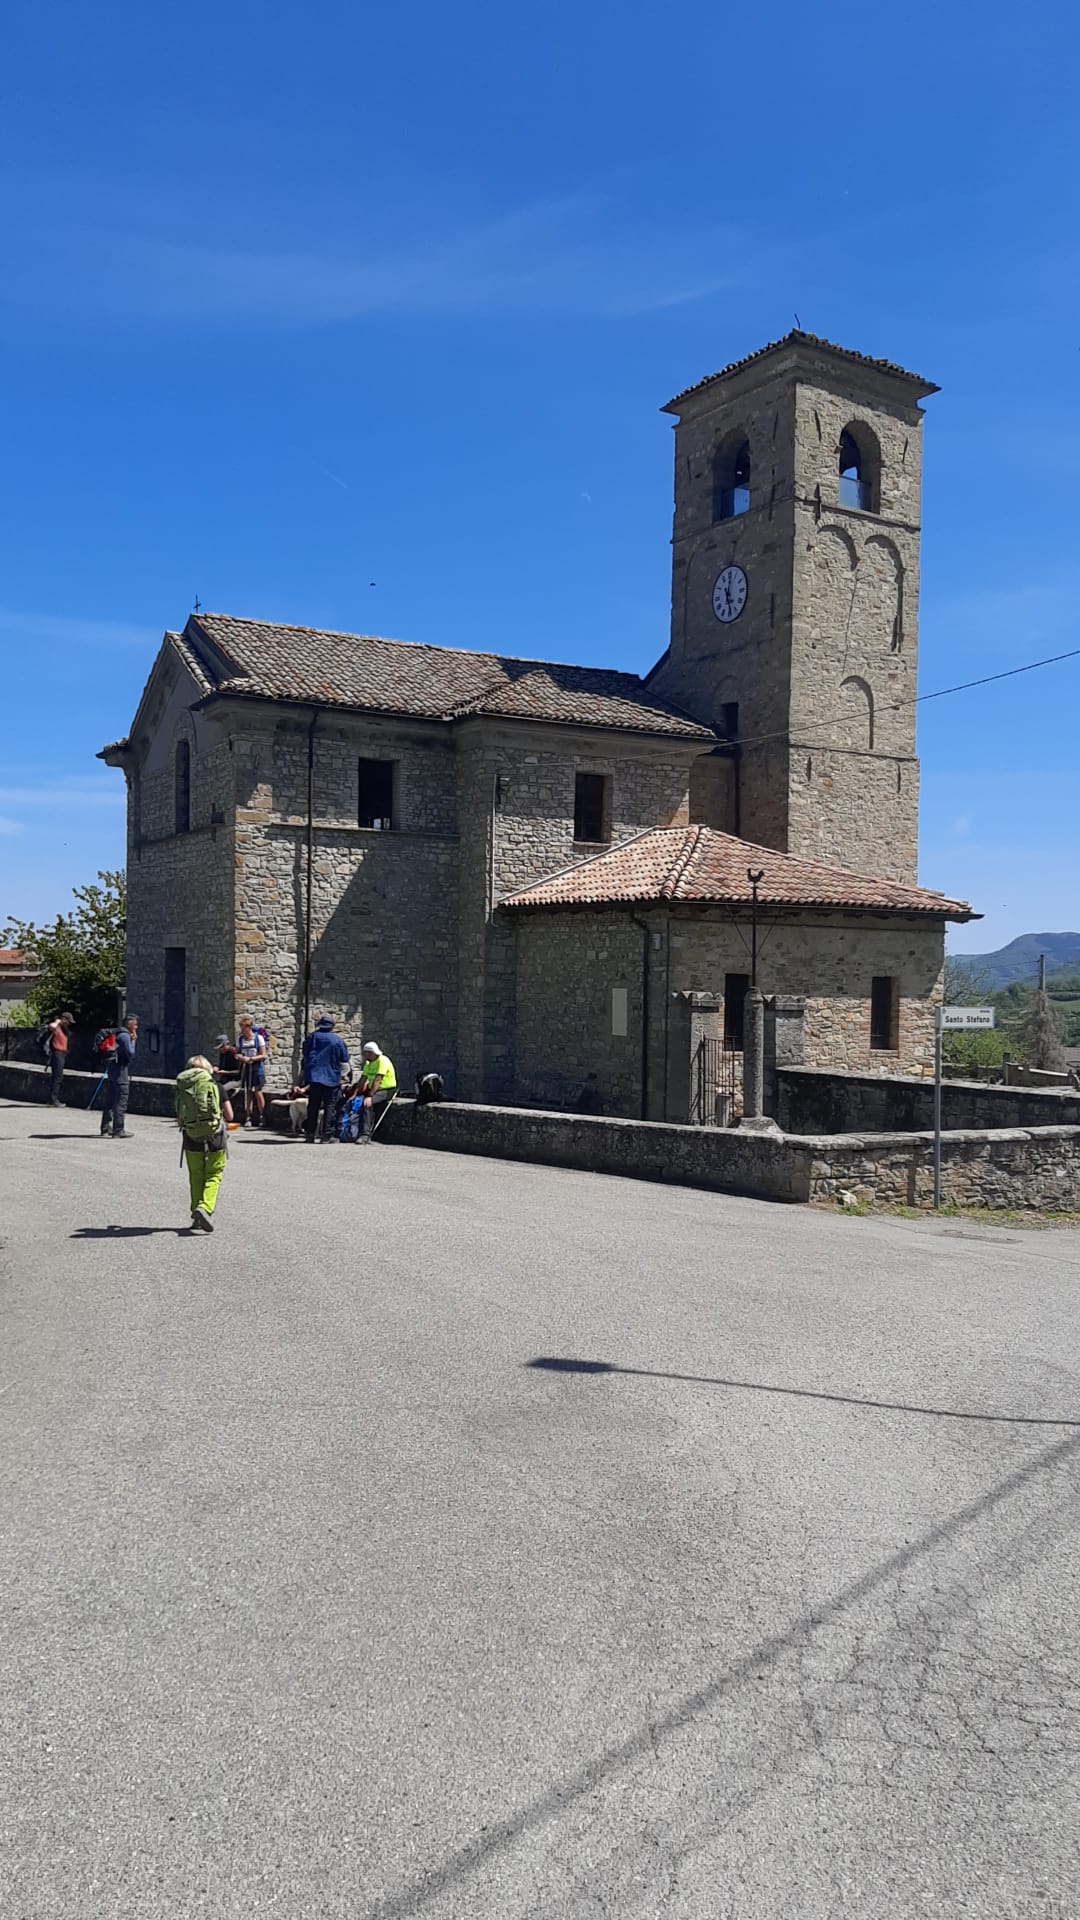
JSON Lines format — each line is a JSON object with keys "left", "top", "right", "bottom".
{"left": 950, "top": 932, "right": 1080, "bottom": 989}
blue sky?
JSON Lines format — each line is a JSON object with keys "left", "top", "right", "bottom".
{"left": 1, "top": 0, "right": 1077, "bottom": 954}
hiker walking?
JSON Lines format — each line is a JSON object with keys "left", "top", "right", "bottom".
{"left": 358, "top": 1041, "right": 397, "bottom": 1142}
{"left": 99, "top": 1014, "right": 138, "bottom": 1139}
{"left": 45, "top": 1012, "right": 75, "bottom": 1106}
{"left": 236, "top": 1016, "right": 268, "bottom": 1128}
{"left": 301, "top": 1015, "right": 350, "bottom": 1143}
{"left": 175, "top": 1055, "right": 228, "bottom": 1233}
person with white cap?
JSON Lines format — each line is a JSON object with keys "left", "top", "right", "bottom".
{"left": 358, "top": 1040, "right": 397, "bottom": 1141}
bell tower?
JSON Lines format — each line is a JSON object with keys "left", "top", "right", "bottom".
{"left": 647, "top": 333, "right": 938, "bottom": 883}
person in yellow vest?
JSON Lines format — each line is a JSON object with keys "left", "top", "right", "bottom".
{"left": 358, "top": 1041, "right": 397, "bottom": 1142}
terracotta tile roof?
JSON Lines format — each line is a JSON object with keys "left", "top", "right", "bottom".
{"left": 181, "top": 613, "right": 713, "bottom": 740}
{"left": 664, "top": 331, "right": 939, "bottom": 410}
{"left": 502, "top": 826, "right": 976, "bottom": 920}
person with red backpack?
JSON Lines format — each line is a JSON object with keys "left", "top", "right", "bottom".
{"left": 99, "top": 1015, "right": 138, "bottom": 1139}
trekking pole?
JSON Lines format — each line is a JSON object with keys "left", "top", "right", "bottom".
{"left": 87, "top": 1075, "right": 106, "bottom": 1110}
{"left": 370, "top": 1090, "right": 398, "bottom": 1139}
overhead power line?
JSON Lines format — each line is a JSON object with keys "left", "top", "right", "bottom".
{"left": 727, "top": 646, "right": 1080, "bottom": 753}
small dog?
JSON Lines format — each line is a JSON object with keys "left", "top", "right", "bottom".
{"left": 270, "top": 1092, "right": 309, "bottom": 1134}
{"left": 415, "top": 1071, "right": 445, "bottom": 1106}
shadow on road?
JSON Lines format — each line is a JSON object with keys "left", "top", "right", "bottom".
{"left": 70, "top": 1226, "right": 191, "bottom": 1238}
{"left": 526, "top": 1355, "right": 1080, "bottom": 1429}
{"left": 30, "top": 1132, "right": 103, "bottom": 1141}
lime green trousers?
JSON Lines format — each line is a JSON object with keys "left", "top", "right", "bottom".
{"left": 185, "top": 1148, "right": 226, "bottom": 1217}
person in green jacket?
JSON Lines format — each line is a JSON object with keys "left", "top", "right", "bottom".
{"left": 175, "top": 1055, "right": 228, "bottom": 1232}
{"left": 358, "top": 1041, "right": 397, "bottom": 1142}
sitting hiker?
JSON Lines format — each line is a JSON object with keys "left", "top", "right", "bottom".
{"left": 415, "top": 1071, "right": 444, "bottom": 1106}
{"left": 358, "top": 1040, "right": 397, "bottom": 1142}
{"left": 175, "top": 1055, "right": 228, "bottom": 1234}
{"left": 301, "top": 1015, "right": 350, "bottom": 1144}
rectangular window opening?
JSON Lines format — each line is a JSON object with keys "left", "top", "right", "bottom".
{"left": 611, "top": 986, "right": 628, "bottom": 1038}
{"left": 358, "top": 758, "right": 397, "bottom": 831}
{"left": 723, "top": 972, "right": 750, "bottom": 1051}
{"left": 574, "top": 771, "right": 610, "bottom": 844}
{"left": 870, "top": 975, "right": 899, "bottom": 1051}
{"left": 718, "top": 701, "right": 739, "bottom": 743}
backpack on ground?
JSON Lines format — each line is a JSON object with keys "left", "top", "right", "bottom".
{"left": 93, "top": 1028, "right": 118, "bottom": 1065}
{"left": 339, "top": 1096, "right": 363, "bottom": 1143}
{"left": 175, "top": 1067, "right": 221, "bottom": 1142}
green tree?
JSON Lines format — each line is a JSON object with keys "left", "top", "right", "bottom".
{"left": 2, "top": 871, "right": 126, "bottom": 1027}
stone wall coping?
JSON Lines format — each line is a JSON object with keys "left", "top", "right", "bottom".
{"left": 778, "top": 1063, "right": 1079, "bottom": 1101}
{"left": 797, "top": 1125, "right": 1080, "bottom": 1151}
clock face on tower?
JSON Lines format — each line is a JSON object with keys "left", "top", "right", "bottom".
{"left": 712, "top": 565, "right": 748, "bottom": 624}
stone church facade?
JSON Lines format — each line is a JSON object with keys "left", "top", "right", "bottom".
{"left": 101, "top": 334, "right": 974, "bottom": 1114}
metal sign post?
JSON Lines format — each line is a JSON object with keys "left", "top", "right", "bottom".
{"left": 934, "top": 1006, "right": 995, "bottom": 1209}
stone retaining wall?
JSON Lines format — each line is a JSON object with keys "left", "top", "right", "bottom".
{"left": 808, "top": 1127, "right": 1080, "bottom": 1212}
{"left": 4, "top": 1065, "right": 1077, "bottom": 1212}
{"left": 776, "top": 1065, "right": 1080, "bottom": 1135}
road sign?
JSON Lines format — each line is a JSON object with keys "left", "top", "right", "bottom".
{"left": 940, "top": 1006, "right": 995, "bottom": 1030}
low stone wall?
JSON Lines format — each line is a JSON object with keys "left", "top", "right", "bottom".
{"left": 808, "top": 1126, "right": 1080, "bottom": 1212}
{"left": 379, "top": 1099, "right": 812, "bottom": 1202}
{"left": 0, "top": 1060, "right": 178, "bottom": 1117}
{"left": 3, "top": 1065, "right": 1077, "bottom": 1213}
{"left": 776, "top": 1065, "right": 1080, "bottom": 1135}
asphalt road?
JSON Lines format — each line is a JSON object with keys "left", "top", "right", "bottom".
{"left": 2, "top": 1098, "right": 1080, "bottom": 1918}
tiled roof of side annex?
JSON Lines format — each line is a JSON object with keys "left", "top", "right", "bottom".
{"left": 502, "top": 825, "right": 975, "bottom": 920}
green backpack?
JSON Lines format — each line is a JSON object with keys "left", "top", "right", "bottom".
{"left": 175, "top": 1067, "right": 220, "bottom": 1141}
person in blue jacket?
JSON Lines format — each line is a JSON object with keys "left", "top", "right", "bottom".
{"left": 301, "top": 1015, "right": 350, "bottom": 1143}
{"left": 100, "top": 1014, "right": 138, "bottom": 1139}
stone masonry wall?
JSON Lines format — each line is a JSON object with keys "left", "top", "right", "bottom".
{"left": 648, "top": 361, "right": 798, "bottom": 855}
{"left": 650, "top": 346, "right": 930, "bottom": 884}
{"left": 508, "top": 906, "right": 945, "bottom": 1119}
{"left": 788, "top": 375, "right": 924, "bottom": 881}
{"left": 455, "top": 724, "right": 697, "bottom": 1102}
{"left": 232, "top": 714, "right": 460, "bottom": 1082}
{"left": 125, "top": 702, "right": 236, "bottom": 1071}
{"left": 777, "top": 1066, "right": 1080, "bottom": 1135}
{"left": 808, "top": 1127, "right": 1080, "bottom": 1212}
{"left": 512, "top": 910, "right": 645, "bottom": 1114}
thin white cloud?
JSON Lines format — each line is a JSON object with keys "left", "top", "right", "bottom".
{"left": 0, "top": 607, "right": 157, "bottom": 649}
{"left": 0, "top": 816, "right": 26, "bottom": 835}
{"left": 5, "top": 185, "right": 747, "bottom": 328}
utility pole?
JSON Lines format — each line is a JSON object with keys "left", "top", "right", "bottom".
{"left": 739, "top": 868, "right": 778, "bottom": 1133}
{"left": 748, "top": 868, "right": 764, "bottom": 988}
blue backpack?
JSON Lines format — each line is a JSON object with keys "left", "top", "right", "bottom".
{"left": 338, "top": 1096, "right": 363, "bottom": 1143}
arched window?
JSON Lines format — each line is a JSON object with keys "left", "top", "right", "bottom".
{"left": 840, "top": 675, "right": 875, "bottom": 750}
{"left": 713, "top": 436, "right": 751, "bottom": 521}
{"left": 175, "top": 740, "right": 191, "bottom": 834}
{"left": 838, "top": 424, "right": 880, "bottom": 513}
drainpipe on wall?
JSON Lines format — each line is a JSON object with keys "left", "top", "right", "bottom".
{"left": 630, "top": 911, "right": 651, "bottom": 1121}
{"left": 301, "top": 708, "right": 319, "bottom": 1060}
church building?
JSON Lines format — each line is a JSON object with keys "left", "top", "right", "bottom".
{"left": 101, "top": 333, "right": 975, "bottom": 1115}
